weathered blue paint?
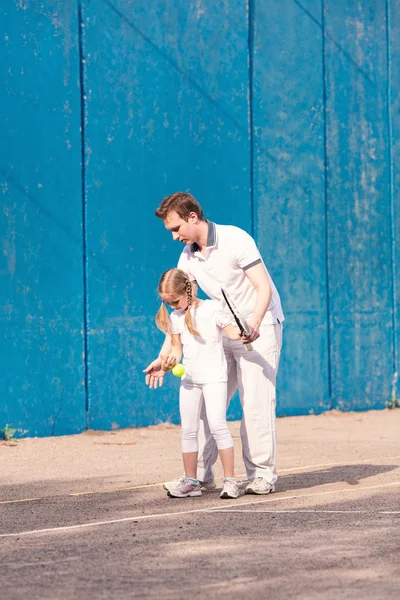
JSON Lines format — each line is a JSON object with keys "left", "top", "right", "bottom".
{"left": 252, "top": 0, "right": 331, "bottom": 416}
{"left": 389, "top": 0, "right": 400, "bottom": 403}
{"left": 1, "top": 1, "right": 398, "bottom": 438}
{"left": 324, "top": 1, "right": 394, "bottom": 410}
{"left": 0, "top": 1, "right": 86, "bottom": 436}
{"left": 82, "top": 0, "right": 250, "bottom": 429}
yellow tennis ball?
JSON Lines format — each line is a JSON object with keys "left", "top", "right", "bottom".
{"left": 172, "top": 364, "right": 185, "bottom": 377}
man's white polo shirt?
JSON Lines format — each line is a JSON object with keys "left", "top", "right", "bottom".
{"left": 177, "top": 222, "right": 284, "bottom": 325}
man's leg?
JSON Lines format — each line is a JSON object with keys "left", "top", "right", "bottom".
{"left": 235, "top": 323, "right": 282, "bottom": 485}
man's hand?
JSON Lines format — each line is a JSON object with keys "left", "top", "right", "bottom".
{"left": 243, "top": 314, "right": 261, "bottom": 343}
{"left": 143, "top": 357, "right": 167, "bottom": 390}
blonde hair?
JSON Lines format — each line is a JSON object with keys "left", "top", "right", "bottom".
{"left": 156, "top": 269, "right": 200, "bottom": 337}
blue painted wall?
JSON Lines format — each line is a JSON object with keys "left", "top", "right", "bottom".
{"left": 0, "top": 1, "right": 86, "bottom": 436}
{"left": 81, "top": 0, "right": 251, "bottom": 430}
{"left": 252, "top": 0, "right": 331, "bottom": 416}
{"left": 324, "top": 1, "right": 394, "bottom": 411}
{"left": 0, "top": 0, "right": 398, "bottom": 437}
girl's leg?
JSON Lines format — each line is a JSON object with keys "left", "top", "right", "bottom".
{"left": 179, "top": 381, "right": 204, "bottom": 479}
{"left": 218, "top": 447, "right": 235, "bottom": 479}
{"left": 195, "top": 403, "right": 219, "bottom": 484}
{"left": 202, "top": 382, "right": 235, "bottom": 479}
{"left": 182, "top": 450, "right": 198, "bottom": 480}
{"left": 195, "top": 338, "right": 238, "bottom": 484}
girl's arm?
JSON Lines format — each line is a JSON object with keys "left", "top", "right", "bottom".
{"left": 158, "top": 333, "right": 172, "bottom": 359}
{"left": 222, "top": 323, "right": 243, "bottom": 341}
{"left": 162, "top": 334, "right": 183, "bottom": 369}
{"left": 143, "top": 333, "right": 172, "bottom": 389}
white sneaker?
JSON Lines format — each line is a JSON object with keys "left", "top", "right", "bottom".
{"left": 163, "top": 475, "right": 185, "bottom": 492}
{"left": 200, "top": 479, "right": 217, "bottom": 491}
{"left": 163, "top": 475, "right": 216, "bottom": 492}
{"left": 245, "top": 477, "right": 275, "bottom": 495}
{"left": 167, "top": 477, "right": 202, "bottom": 498}
{"left": 220, "top": 478, "right": 239, "bottom": 499}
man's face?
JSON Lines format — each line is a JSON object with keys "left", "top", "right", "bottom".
{"left": 163, "top": 211, "right": 199, "bottom": 245}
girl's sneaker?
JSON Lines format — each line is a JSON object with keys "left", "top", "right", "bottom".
{"left": 220, "top": 478, "right": 239, "bottom": 499}
{"left": 163, "top": 474, "right": 216, "bottom": 491}
{"left": 167, "top": 477, "right": 202, "bottom": 498}
{"left": 163, "top": 474, "right": 186, "bottom": 492}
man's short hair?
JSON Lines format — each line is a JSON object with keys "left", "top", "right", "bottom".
{"left": 155, "top": 192, "right": 204, "bottom": 221}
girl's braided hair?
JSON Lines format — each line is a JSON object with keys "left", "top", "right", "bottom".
{"left": 156, "top": 269, "right": 200, "bottom": 337}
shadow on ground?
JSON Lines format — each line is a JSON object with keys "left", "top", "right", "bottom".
{"left": 276, "top": 463, "right": 398, "bottom": 492}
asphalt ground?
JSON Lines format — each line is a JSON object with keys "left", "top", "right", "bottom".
{"left": 1, "top": 409, "right": 399, "bottom": 599}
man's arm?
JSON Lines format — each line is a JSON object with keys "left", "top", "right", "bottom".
{"left": 232, "top": 226, "right": 271, "bottom": 342}
{"left": 244, "top": 263, "right": 272, "bottom": 342}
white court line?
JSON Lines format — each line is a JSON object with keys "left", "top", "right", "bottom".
{"left": 1, "top": 481, "right": 398, "bottom": 539}
{"left": 0, "top": 507, "right": 212, "bottom": 538}
{"left": 209, "top": 481, "right": 400, "bottom": 511}
{"left": 211, "top": 509, "right": 400, "bottom": 515}
{"left": 0, "top": 497, "right": 41, "bottom": 505}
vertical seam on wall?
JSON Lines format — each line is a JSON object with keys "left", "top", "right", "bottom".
{"left": 321, "top": 0, "right": 333, "bottom": 406}
{"left": 247, "top": 0, "right": 255, "bottom": 238}
{"left": 386, "top": 0, "right": 398, "bottom": 401}
{"left": 78, "top": 1, "right": 91, "bottom": 420}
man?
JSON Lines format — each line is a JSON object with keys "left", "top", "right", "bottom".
{"left": 144, "top": 192, "right": 284, "bottom": 494}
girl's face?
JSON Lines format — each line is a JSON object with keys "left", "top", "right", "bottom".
{"left": 162, "top": 292, "right": 188, "bottom": 312}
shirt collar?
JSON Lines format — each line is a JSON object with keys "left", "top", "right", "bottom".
{"left": 191, "top": 221, "right": 216, "bottom": 253}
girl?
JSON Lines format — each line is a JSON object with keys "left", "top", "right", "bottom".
{"left": 155, "top": 268, "right": 245, "bottom": 500}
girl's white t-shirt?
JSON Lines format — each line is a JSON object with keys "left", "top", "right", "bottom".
{"left": 169, "top": 300, "right": 232, "bottom": 384}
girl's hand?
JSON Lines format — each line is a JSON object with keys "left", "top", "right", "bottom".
{"left": 143, "top": 357, "right": 167, "bottom": 390}
{"left": 161, "top": 353, "right": 178, "bottom": 371}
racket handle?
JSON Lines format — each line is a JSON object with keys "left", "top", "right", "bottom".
{"left": 245, "top": 342, "right": 253, "bottom": 352}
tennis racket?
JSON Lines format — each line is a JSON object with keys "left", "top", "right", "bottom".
{"left": 221, "top": 288, "right": 253, "bottom": 352}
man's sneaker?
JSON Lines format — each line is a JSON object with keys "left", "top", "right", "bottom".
{"left": 245, "top": 477, "right": 275, "bottom": 495}
{"left": 167, "top": 477, "right": 202, "bottom": 498}
{"left": 200, "top": 479, "right": 217, "bottom": 491}
{"left": 163, "top": 475, "right": 216, "bottom": 492}
{"left": 220, "top": 478, "right": 239, "bottom": 499}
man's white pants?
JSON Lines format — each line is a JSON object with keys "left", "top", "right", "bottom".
{"left": 196, "top": 322, "right": 282, "bottom": 484}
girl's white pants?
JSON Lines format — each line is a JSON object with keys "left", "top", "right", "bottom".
{"left": 180, "top": 381, "right": 233, "bottom": 453}
{"left": 196, "top": 322, "right": 283, "bottom": 483}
